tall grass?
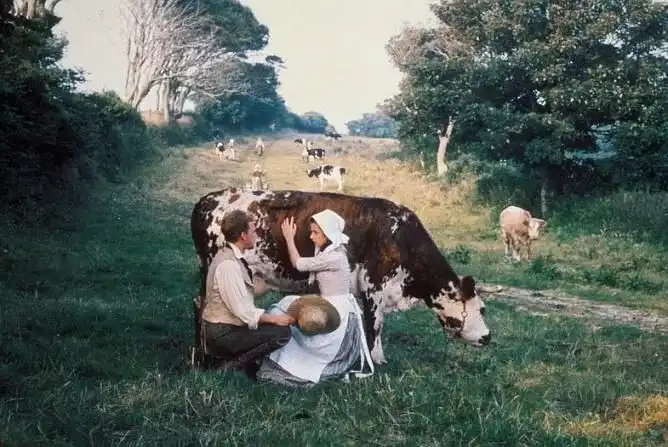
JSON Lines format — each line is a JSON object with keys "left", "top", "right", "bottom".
{"left": 550, "top": 189, "right": 668, "bottom": 246}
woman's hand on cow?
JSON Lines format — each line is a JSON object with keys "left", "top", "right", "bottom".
{"left": 281, "top": 216, "right": 297, "bottom": 240}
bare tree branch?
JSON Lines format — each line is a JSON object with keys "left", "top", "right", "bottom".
{"left": 121, "top": 0, "right": 250, "bottom": 115}
{"left": 10, "top": 0, "right": 60, "bottom": 17}
{"left": 385, "top": 23, "right": 472, "bottom": 72}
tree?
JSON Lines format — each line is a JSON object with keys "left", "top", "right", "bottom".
{"left": 299, "top": 111, "right": 330, "bottom": 133}
{"left": 345, "top": 112, "right": 399, "bottom": 138}
{"left": 177, "top": 0, "right": 268, "bottom": 53}
{"left": 388, "top": 0, "right": 668, "bottom": 211}
{"left": 195, "top": 60, "right": 287, "bottom": 131}
{"left": 9, "top": 0, "right": 61, "bottom": 18}
{"left": 0, "top": 5, "right": 153, "bottom": 219}
{"left": 122, "top": 0, "right": 267, "bottom": 120}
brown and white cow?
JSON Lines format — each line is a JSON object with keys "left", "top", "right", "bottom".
{"left": 191, "top": 189, "right": 491, "bottom": 365}
{"left": 500, "top": 205, "right": 547, "bottom": 261}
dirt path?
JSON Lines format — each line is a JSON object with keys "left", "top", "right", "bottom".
{"left": 478, "top": 284, "right": 668, "bottom": 336}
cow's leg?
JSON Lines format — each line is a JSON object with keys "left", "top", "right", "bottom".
{"left": 526, "top": 240, "right": 532, "bottom": 261}
{"left": 319, "top": 177, "right": 324, "bottom": 190}
{"left": 502, "top": 230, "right": 511, "bottom": 258}
{"left": 370, "top": 297, "right": 387, "bottom": 364}
{"left": 512, "top": 238, "right": 522, "bottom": 262}
{"left": 358, "top": 289, "right": 386, "bottom": 364}
{"left": 370, "top": 318, "right": 386, "bottom": 364}
{"left": 338, "top": 178, "right": 343, "bottom": 192}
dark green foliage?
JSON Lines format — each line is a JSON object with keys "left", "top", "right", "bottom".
{"left": 195, "top": 62, "right": 288, "bottom": 133}
{"left": 0, "top": 15, "right": 157, "bottom": 221}
{"left": 178, "top": 0, "right": 269, "bottom": 53}
{"left": 297, "top": 111, "right": 330, "bottom": 133}
{"left": 389, "top": 0, "right": 668, "bottom": 205}
{"left": 346, "top": 112, "right": 399, "bottom": 138}
{"left": 549, "top": 189, "right": 668, "bottom": 247}
{"left": 146, "top": 113, "right": 210, "bottom": 148}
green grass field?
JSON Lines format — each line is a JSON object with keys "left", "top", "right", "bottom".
{"left": 1, "top": 136, "right": 667, "bottom": 445}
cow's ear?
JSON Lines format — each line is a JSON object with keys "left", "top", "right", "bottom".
{"left": 460, "top": 275, "right": 476, "bottom": 300}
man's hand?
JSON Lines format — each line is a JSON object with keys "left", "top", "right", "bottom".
{"left": 260, "top": 313, "right": 296, "bottom": 326}
{"left": 273, "top": 314, "right": 296, "bottom": 326}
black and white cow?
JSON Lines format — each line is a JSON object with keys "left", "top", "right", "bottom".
{"left": 214, "top": 141, "right": 226, "bottom": 159}
{"left": 191, "top": 189, "right": 491, "bottom": 366}
{"left": 306, "top": 165, "right": 346, "bottom": 191}
{"left": 302, "top": 147, "right": 326, "bottom": 163}
{"left": 324, "top": 130, "right": 342, "bottom": 141}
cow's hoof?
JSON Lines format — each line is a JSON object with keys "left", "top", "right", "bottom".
{"left": 371, "top": 354, "right": 387, "bottom": 365}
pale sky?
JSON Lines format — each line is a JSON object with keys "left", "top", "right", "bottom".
{"left": 55, "top": 0, "right": 436, "bottom": 133}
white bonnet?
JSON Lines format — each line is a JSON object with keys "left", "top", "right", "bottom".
{"left": 311, "top": 209, "right": 349, "bottom": 250}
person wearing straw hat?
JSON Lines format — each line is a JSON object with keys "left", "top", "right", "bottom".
{"left": 256, "top": 209, "right": 375, "bottom": 387}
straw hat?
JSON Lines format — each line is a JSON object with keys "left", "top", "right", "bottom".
{"left": 287, "top": 295, "right": 341, "bottom": 336}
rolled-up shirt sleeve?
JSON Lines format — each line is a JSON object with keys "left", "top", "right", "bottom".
{"left": 214, "top": 260, "right": 265, "bottom": 329}
{"left": 295, "top": 251, "right": 342, "bottom": 272}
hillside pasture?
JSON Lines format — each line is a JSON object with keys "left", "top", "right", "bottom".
{"left": 1, "top": 135, "right": 666, "bottom": 445}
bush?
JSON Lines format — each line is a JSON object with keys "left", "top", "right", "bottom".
{"left": 449, "top": 245, "right": 473, "bottom": 265}
{"left": 0, "top": 15, "right": 157, "bottom": 222}
{"left": 526, "top": 255, "right": 561, "bottom": 281}
{"left": 474, "top": 163, "right": 540, "bottom": 212}
{"left": 550, "top": 189, "right": 668, "bottom": 247}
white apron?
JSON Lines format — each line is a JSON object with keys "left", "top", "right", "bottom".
{"left": 267, "top": 293, "right": 375, "bottom": 383}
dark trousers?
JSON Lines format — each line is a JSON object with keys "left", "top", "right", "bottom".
{"left": 203, "top": 321, "right": 291, "bottom": 371}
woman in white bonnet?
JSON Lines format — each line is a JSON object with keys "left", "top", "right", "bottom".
{"left": 256, "top": 208, "right": 374, "bottom": 387}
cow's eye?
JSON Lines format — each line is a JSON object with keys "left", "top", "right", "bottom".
{"left": 480, "top": 307, "right": 486, "bottom": 316}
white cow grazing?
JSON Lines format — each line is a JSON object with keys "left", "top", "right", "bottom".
{"left": 215, "top": 141, "right": 225, "bottom": 160}
{"left": 223, "top": 148, "right": 236, "bottom": 161}
{"left": 306, "top": 164, "right": 346, "bottom": 191}
{"left": 500, "top": 205, "right": 547, "bottom": 261}
{"left": 255, "top": 137, "right": 265, "bottom": 156}
{"left": 219, "top": 138, "right": 235, "bottom": 161}
{"left": 249, "top": 164, "right": 268, "bottom": 191}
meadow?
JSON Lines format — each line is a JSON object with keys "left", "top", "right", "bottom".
{"left": 1, "top": 134, "right": 666, "bottom": 446}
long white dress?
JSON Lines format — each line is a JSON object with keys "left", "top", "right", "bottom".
{"left": 257, "top": 245, "right": 374, "bottom": 387}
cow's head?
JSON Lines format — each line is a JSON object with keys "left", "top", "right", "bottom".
{"left": 528, "top": 218, "right": 546, "bottom": 239}
{"left": 306, "top": 167, "right": 320, "bottom": 178}
{"left": 432, "top": 275, "right": 490, "bottom": 347}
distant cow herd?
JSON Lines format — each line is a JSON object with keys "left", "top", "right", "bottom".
{"left": 210, "top": 131, "right": 548, "bottom": 263}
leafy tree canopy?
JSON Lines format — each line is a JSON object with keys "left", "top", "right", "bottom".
{"left": 345, "top": 112, "right": 399, "bottom": 138}
{"left": 386, "top": 0, "right": 668, "bottom": 189}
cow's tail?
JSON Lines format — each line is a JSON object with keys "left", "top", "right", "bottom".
{"left": 190, "top": 196, "right": 213, "bottom": 369}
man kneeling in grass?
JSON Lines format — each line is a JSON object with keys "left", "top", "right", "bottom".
{"left": 199, "top": 210, "right": 295, "bottom": 380}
